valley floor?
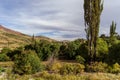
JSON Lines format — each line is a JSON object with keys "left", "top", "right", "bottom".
{"left": 0, "top": 72, "right": 120, "bottom": 80}
{"left": 0, "top": 61, "right": 120, "bottom": 80}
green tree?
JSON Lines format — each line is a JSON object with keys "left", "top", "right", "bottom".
{"left": 96, "top": 38, "right": 108, "bottom": 61}
{"left": 76, "top": 42, "right": 88, "bottom": 61}
{"left": 60, "top": 41, "right": 81, "bottom": 60}
{"left": 0, "top": 47, "right": 11, "bottom": 61}
{"left": 37, "top": 40, "right": 52, "bottom": 61}
{"left": 59, "top": 43, "right": 68, "bottom": 59}
{"left": 110, "top": 21, "right": 116, "bottom": 38}
{"left": 84, "top": 0, "right": 103, "bottom": 62}
{"left": 49, "top": 43, "right": 60, "bottom": 60}
{"left": 109, "top": 43, "right": 120, "bottom": 64}
{"left": 31, "top": 34, "right": 35, "bottom": 43}
{"left": 67, "top": 42, "right": 80, "bottom": 59}
{"left": 109, "top": 21, "right": 118, "bottom": 45}
{"left": 13, "top": 50, "right": 43, "bottom": 75}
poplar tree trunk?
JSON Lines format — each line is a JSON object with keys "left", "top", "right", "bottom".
{"left": 84, "top": 0, "right": 103, "bottom": 63}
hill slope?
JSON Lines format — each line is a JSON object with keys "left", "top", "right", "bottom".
{"left": 0, "top": 25, "right": 56, "bottom": 49}
{"left": 0, "top": 25, "right": 31, "bottom": 48}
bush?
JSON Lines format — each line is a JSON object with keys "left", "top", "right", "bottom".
{"left": 86, "top": 62, "right": 108, "bottom": 72}
{"left": 59, "top": 40, "right": 82, "bottom": 60}
{"left": 34, "top": 71, "right": 87, "bottom": 80}
{"left": 0, "top": 53, "right": 10, "bottom": 61}
{"left": 109, "top": 63, "right": 120, "bottom": 74}
{"left": 0, "top": 67, "right": 5, "bottom": 73}
{"left": 75, "top": 55, "right": 85, "bottom": 64}
{"left": 74, "top": 64, "right": 85, "bottom": 74}
{"left": 109, "top": 43, "right": 120, "bottom": 64}
{"left": 96, "top": 38, "right": 108, "bottom": 61}
{"left": 0, "top": 47, "right": 11, "bottom": 61}
{"left": 7, "top": 47, "right": 24, "bottom": 61}
{"left": 1, "top": 47, "right": 11, "bottom": 54}
{"left": 60, "top": 63, "right": 85, "bottom": 75}
{"left": 13, "top": 50, "right": 43, "bottom": 75}
{"left": 48, "top": 62, "right": 62, "bottom": 73}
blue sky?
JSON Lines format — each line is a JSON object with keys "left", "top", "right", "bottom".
{"left": 0, "top": 0, "right": 120, "bottom": 40}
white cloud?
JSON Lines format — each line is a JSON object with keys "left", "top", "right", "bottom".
{"left": 0, "top": 0, "right": 84, "bottom": 40}
{"left": 0, "top": 0, "right": 120, "bottom": 40}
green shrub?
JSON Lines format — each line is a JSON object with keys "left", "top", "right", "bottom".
{"left": 0, "top": 67, "right": 5, "bottom": 73}
{"left": 13, "top": 50, "right": 43, "bottom": 75}
{"left": 109, "top": 43, "right": 120, "bottom": 64}
{"left": 96, "top": 38, "right": 108, "bottom": 61}
{"left": 75, "top": 55, "right": 85, "bottom": 64}
{"left": 60, "top": 63, "right": 85, "bottom": 75}
{"left": 0, "top": 53, "right": 10, "bottom": 61}
{"left": 1, "top": 47, "right": 11, "bottom": 54}
{"left": 74, "top": 64, "right": 85, "bottom": 74}
{"left": 109, "top": 63, "right": 120, "bottom": 74}
{"left": 34, "top": 72, "right": 88, "bottom": 80}
{"left": 86, "top": 62, "right": 108, "bottom": 72}
{"left": 7, "top": 47, "right": 24, "bottom": 61}
{"left": 48, "top": 62, "right": 62, "bottom": 73}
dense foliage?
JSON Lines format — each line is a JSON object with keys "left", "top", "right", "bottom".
{"left": 25, "top": 40, "right": 60, "bottom": 61}
{"left": 86, "top": 62, "right": 108, "bottom": 72}
{"left": 1, "top": 0, "right": 120, "bottom": 79}
{"left": 109, "top": 43, "right": 120, "bottom": 64}
{"left": 13, "top": 50, "right": 43, "bottom": 75}
{"left": 0, "top": 47, "right": 11, "bottom": 61}
{"left": 84, "top": 0, "right": 103, "bottom": 62}
{"left": 1, "top": 36, "right": 120, "bottom": 75}
{"left": 59, "top": 63, "right": 85, "bottom": 75}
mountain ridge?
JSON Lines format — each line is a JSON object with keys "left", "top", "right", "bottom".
{"left": 0, "top": 25, "right": 56, "bottom": 48}
{"left": 0, "top": 25, "right": 26, "bottom": 36}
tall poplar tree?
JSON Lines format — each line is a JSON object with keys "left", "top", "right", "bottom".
{"left": 84, "top": 0, "right": 103, "bottom": 62}
{"left": 110, "top": 21, "right": 116, "bottom": 38}
{"left": 109, "top": 21, "right": 117, "bottom": 45}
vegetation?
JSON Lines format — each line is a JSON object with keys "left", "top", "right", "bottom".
{"left": 33, "top": 72, "right": 120, "bottom": 80}
{"left": 0, "top": 37, "right": 120, "bottom": 79}
{"left": 0, "top": 29, "right": 120, "bottom": 79}
{"left": 0, "top": 0, "right": 120, "bottom": 80}
{"left": 13, "top": 50, "right": 43, "bottom": 75}
{"left": 75, "top": 55, "right": 85, "bottom": 64}
{"left": 110, "top": 21, "right": 117, "bottom": 38}
{"left": 108, "top": 43, "right": 120, "bottom": 64}
{"left": 86, "top": 62, "right": 108, "bottom": 72}
{"left": 0, "top": 47, "right": 11, "bottom": 61}
{"left": 84, "top": 0, "right": 103, "bottom": 62}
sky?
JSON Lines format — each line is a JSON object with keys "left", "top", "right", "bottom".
{"left": 0, "top": 0, "right": 120, "bottom": 41}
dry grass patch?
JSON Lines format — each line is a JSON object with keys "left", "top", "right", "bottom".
{"left": 0, "top": 62, "right": 14, "bottom": 67}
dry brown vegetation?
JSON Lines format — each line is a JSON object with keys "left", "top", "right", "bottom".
{"left": 0, "top": 25, "right": 55, "bottom": 49}
{"left": 0, "top": 25, "right": 31, "bottom": 48}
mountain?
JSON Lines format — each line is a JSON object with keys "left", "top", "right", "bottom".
{"left": 35, "top": 35, "right": 56, "bottom": 42}
{"left": 0, "top": 25, "right": 31, "bottom": 48}
{"left": 0, "top": 25, "right": 56, "bottom": 49}
{"left": 0, "top": 25, "right": 25, "bottom": 35}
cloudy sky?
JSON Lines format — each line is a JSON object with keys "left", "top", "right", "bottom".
{"left": 0, "top": 0, "right": 120, "bottom": 40}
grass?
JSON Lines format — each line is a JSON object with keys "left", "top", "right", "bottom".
{"left": 0, "top": 31, "right": 31, "bottom": 48}
{"left": 40, "top": 60, "right": 120, "bottom": 80}
{"left": 0, "top": 72, "right": 120, "bottom": 80}
{"left": 0, "top": 61, "right": 120, "bottom": 80}
{"left": 0, "top": 61, "right": 14, "bottom": 67}
{"left": 33, "top": 72, "right": 120, "bottom": 80}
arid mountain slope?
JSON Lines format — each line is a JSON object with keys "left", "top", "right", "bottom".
{"left": 0, "top": 25, "right": 56, "bottom": 48}
{"left": 0, "top": 25, "right": 31, "bottom": 48}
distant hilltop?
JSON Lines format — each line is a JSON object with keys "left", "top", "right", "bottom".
{"left": 0, "top": 25, "right": 56, "bottom": 48}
